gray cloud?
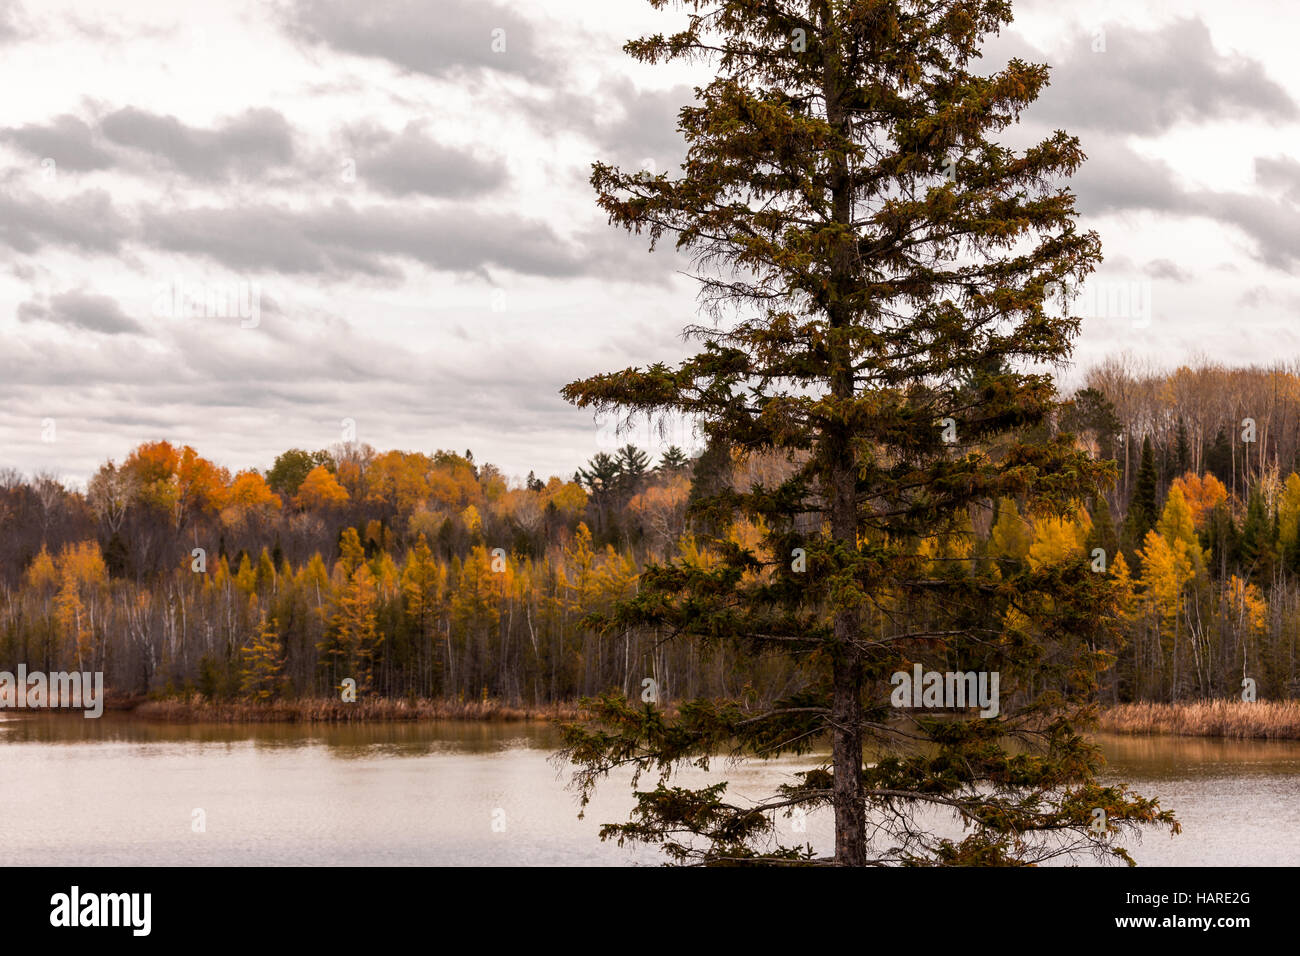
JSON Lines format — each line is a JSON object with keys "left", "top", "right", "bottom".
{"left": 7, "top": 0, "right": 1300, "bottom": 487}
{"left": 1071, "top": 142, "right": 1193, "bottom": 216}
{"left": 0, "top": 114, "right": 116, "bottom": 171}
{"left": 100, "top": 106, "right": 295, "bottom": 181}
{"left": 17, "top": 289, "right": 143, "bottom": 334}
{"left": 0, "top": 189, "right": 127, "bottom": 254}
{"left": 344, "top": 121, "right": 506, "bottom": 198}
{"left": 594, "top": 81, "right": 695, "bottom": 172}
{"left": 1200, "top": 191, "right": 1300, "bottom": 273}
{"left": 282, "top": 0, "right": 552, "bottom": 81}
{"left": 1073, "top": 142, "right": 1300, "bottom": 274}
{"left": 522, "top": 80, "right": 697, "bottom": 181}
{"left": 1255, "top": 155, "right": 1300, "bottom": 203}
{"left": 1237, "top": 285, "right": 1300, "bottom": 311}
{"left": 139, "top": 199, "right": 651, "bottom": 280}
{"left": 986, "top": 17, "right": 1296, "bottom": 135}
{"left": 0, "top": 298, "right": 616, "bottom": 485}
{"left": 1144, "top": 258, "right": 1192, "bottom": 281}
{"left": 0, "top": 0, "right": 25, "bottom": 44}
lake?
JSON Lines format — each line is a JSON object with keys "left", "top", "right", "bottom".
{"left": 2, "top": 714, "right": 1297, "bottom": 865}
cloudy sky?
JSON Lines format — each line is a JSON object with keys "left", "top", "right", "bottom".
{"left": 2, "top": 0, "right": 1299, "bottom": 488}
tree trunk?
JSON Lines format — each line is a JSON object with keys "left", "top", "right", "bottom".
{"left": 831, "top": 595, "right": 866, "bottom": 864}
{"left": 821, "top": 1, "right": 867, "bottom": 865}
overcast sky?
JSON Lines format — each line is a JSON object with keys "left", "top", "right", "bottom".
{"left": 2, "top": 0, "right": 1299, "bottom": 488}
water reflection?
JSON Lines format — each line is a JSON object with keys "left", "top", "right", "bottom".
{"left": 0, "top": 715, "right": 1296, "bottom": 865}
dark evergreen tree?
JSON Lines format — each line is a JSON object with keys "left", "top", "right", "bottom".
{"left": 1061, "top": 387, "right": 1121, "bottom": 461}
{"left": 683, "top": 437, "right": 734, "bottom": 539}
{"left": 1086, "top": 496, "right": 1120, "bottom": 567}
{"left": 1174, "top": 418, "right": 1190, "bottom": 476}
{"left": 576, "top": 451, "right": 624, "bottom": 536}
{"left": 1204, "top": 427, "right": 1233, "bottom": 488}
{"left": 615, "top": 444, "right": 651, "bottom": 497}
{"left": 1285, "top": 510, "right": 1300, "bottom": 578}
{"left": 1240, "top": 489, "right": 1275, "bottom": 584}
{"left": 560, "top": 0, "right": 1175, "bottom": 865}
{"left": 576, "top": 452, "right": 622, "bottom": 496}
{"left": 102, "top": 531, "right": 130, "bottom": 579}
{"left": 1125, "top": 435, "right": 1158, "bottom": 547}
{"left": 658, "top": 446, "right": 690, "bottom": 473}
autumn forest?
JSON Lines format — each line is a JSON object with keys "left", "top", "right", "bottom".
{"left": 0, "top": 357, "right": 1296, "bottom": 712}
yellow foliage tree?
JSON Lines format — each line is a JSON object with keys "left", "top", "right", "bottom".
{"left": 401, "top": 535, "right": 445, "bottom": 641}
{"left": 1110, "top": 551, "right": 1137, "bottom": 622}
{"left": 543, "top": 478, "right": 588, "bottom": 522}
{"left": 53, "top": 541, "right": 107, "bottom": 668}
{"left": 1027, "top": 513, "right": 1084, "bottom": 570}
{"left": 367, "top": 450, "right": 433, "bottom": 514}
{"left": 460, "top": 504, "right": 483, "bottom": 538}
{"left": 240, "top": 614, "right": 286, "bottom": 701}
{"left": 323, "top": 563, "right": 382, "bottom": 694}
{"left": 24, "top": 544, "right": 58, "bottom": 592}
{"left": 1155, "top": 484, "right": 1207, "bottom": 577}
{"left": 1170, "top": 472, "right": 1227, "bottom": 529}
{"left": 338, "top": 527, "right": 364, "bottom": 577}
{"left": 1278, "top": 473, "right": 1300, "bottom": 553}
{"left": 295, "top": 465, "right": 350, "bottom": 511}
{"left": 989, "top": 498, "right": 1033, "bottom": 561}
{"left": 222, "top": 470, "right": 282, "bottom": 527}
{"left": 1224, "top": 574, "right": 1267, "bottom": 636}
{"left": 1138, "top": 530, "right": 1195, "bottom": 630}
{"left": 234, "top": 553, "right": 257, "bottom": 595}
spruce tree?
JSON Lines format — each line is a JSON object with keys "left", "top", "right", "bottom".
{"left": 1086, "top": 495, "right": 1120, "bottom": 568}
{"left": 1240, "top": 489, "right": 1275, "bottom": 584}
{"left": 1125, "top": 435, "right": 1158, "bottom": 547}
{"left": 1204, "top": 427, "right": 1233, "bottom": 487}
{"left": 1206, "top": 500, "right": 1238, "bottom": 580}
{"left": 1174, "top": 418, "right": 1190, "bottom": 476}
{"left": 658, "top": 446, "right": 691, "bottom": 473}
{"left": 561, "top": 0, "right": 1176, "bottom": 865}
{"left": 616, "top": 444, "right": 651, "bottom": 495}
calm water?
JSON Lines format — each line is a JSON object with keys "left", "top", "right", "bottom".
{"left": 1, "top": 714, "right": 1297, "bottom": 866}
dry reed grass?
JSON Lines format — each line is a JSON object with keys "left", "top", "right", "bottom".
{"left": 130, "top": 695, "right": 582, "bottom": 724}
{"left": 1098, "top": 699, "right": 1300, "bottom": 739}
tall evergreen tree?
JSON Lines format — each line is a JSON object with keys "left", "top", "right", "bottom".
{"left": 1204, "top": 427, "right": 1233, "bottom": 488}
{"left": 1203, "top": 500, "right": 1233, "bottom": 581}
{"left": 1240, "top": 489, "right": 1275, "bottom": 584}
{"left": 1125, "top": 435, "right": 1158, "bottom": 548}
{"left": 576, "top": 452, "right": 624, "bottom": 536}
{"left": 1174, "top": 418, "right": 1190, "bottom": 476}
{"left": 683, "top": 437, "right": 735, "bottom": 538}
{"left": 560, "top": 0, "right": 1175, "bottom": 865}
{"left": 658, "top": 446, "right": 691, "bottom": 473}
{"left": 615, "top": 444, "right": 651, "bottom": 496}
{"left": 1086, "top": 495, "right": 1120, "bottom": 567}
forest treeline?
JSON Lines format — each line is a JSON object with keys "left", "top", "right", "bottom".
{"left": 4, "top": 356, "right": 1300, "bottom": 706}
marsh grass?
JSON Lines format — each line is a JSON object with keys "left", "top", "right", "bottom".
{"left": 1099, "top": 699, "right": 1300, "bottom": 739}
{"left": 130, "top": 695, "right": 582, "bottom": 723}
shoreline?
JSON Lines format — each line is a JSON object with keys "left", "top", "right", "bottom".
{"left": 96, "top": 695, "right": 582, "bottom": 724}
{"left": 5, "top": 695, "right": 1299, "bottom": 738}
